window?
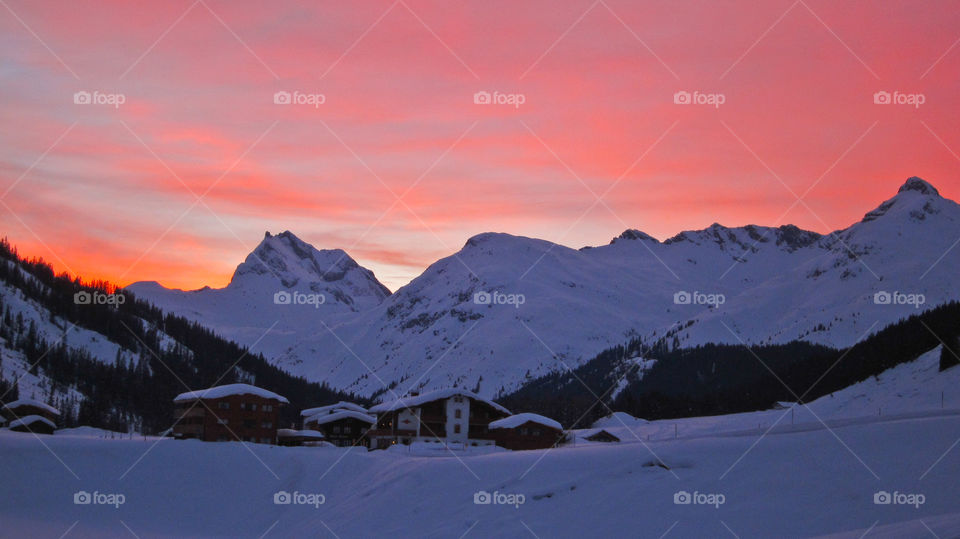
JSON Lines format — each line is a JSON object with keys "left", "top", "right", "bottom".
{"left": 520, "top": 427, "right": 529, "bottom": 436}
{"left": 454, "top": 424, "right": 461, "bottom": 434}
{"left": 240, "top": 402, "right": 247, "bottom": 410}
{"left": 533, "top": 429, "right": 541, "bottom": 436}
{"left": 454, "top": 409, "right": 462, "bottom": 419}
{"left": 261, "top": 422, "right": 272, "bottom": 429}
{"left": 217, "top": 402, "right": 230, "bottom": 410}
{"left": 333, "top": 426, "right": 341, "bottom": 433}
{"left": 261, "top": 438, "right": 271, "bottom": 444}
{"left": 218, "top": 418, "right": 229, "bottom": 425}
{"left": 344, "top": 426, "right": 352, "bottom": 434}
{"left": 250, "top": 403, "right": 258, "bottom": 411}
{"left": 263, "top": 405, "right": 273, "bottom": 412}
{"left": 217, "top": 436, "right": 228, "bottom": 442}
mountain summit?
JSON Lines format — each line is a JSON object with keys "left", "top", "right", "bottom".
{"left": 898, "top": 176, "right": 939, "bottom": 196}
{"left": 232, "top": 231, "right": 390, "bottom": 299}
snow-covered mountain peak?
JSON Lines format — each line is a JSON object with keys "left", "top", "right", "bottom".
{"left": 898, "top": 176, "right": 940, "bottom": 196}
{"left": 231, "top": 231, "right": 385, "bottom": 294}
{"left": 608, "top": 229, "right": 659, "bottom": 245}
{"left": 661, "top": 223, "right": 820, "bottom": 254}
{"left": 861, "top": 177, "right": 948, "bottom": 224}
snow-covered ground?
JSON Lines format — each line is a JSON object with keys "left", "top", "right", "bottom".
{"left": 1, "top": 408, "right": 957, "bottom": 538}
{"left": 2, "top": 348, "right": 959, "bottom": 538}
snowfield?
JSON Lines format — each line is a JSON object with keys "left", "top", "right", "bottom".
{"left": 1, "top": 411, "right": 958, "bottom": 538}
{"left": 3, "top": 385, "right": 959, "bottom": 537}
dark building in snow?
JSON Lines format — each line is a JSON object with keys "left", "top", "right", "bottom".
{"left": 583, "top": 429, "right": 621, "bottom": 443}
{"left": 489, "top": 413, "right": 564, "bottom": 450}
{"left": 1, "top": 399, "right": 60, "bottom": 425}
{"left": 8, "top": 415, "right": 56, "bottom": 435}
{"left": 367, "top": 389, "right": 510, "bottom": 450}
{"left": 172, "top": 384, "right": 287, "bottom": 444}
{"left": 302, "top": 403, "right": 375, "bottom": 447}
{"left": 277, "top": 429, "right": 329, "bottom": 447}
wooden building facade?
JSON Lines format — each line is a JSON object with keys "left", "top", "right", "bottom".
{"left": 172, "top": 384, "right": 288, "bottom": 444}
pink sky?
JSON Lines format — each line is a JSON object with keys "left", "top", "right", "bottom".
{"left": 1, "top": 0, "right": 959, "bottom": 291}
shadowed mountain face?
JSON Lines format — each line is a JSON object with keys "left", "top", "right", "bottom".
{"left": 128, "top": 178, "right": 960, "bottom": 399}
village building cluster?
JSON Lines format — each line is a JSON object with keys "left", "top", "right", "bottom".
{"left": 2, "top": 383, "right": 625, "bottom": 453}
{"left": 168, "top": 383, "right": 574, "bottom": 451}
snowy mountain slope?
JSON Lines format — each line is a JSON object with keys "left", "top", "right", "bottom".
{"left": 577, "top": 345, "right": 960, "bottom": 444}
{"left": 280, "top": 224, "right": 821, "bottom": 397}
{"left": 127, "top": 231, "right": 391, "bottom": 361}
{"left": 674, "top": 177, "right": 960, "bottom": 348}
{"left": 126, "top": 178, "right": 960, "bottom": 400}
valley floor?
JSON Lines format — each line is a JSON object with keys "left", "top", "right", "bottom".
{"left": 1, "top": 406, "right": 959, "bottom": 538}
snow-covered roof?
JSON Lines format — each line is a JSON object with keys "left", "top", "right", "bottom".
{"left": 174, "top": 383, "right": 289, "bottom": 404}
{"left": 580, "top": 429, "right": 621, "bottom": 441}
{"left": 304, "top": 410, "right": 375, "bottom": 426}
{"left": 277, "top": 428, "right": 326, "bottom": 439}
{"left": 2, "top": 399, "right": 60, "bottom": 416}
{"left": 369, "top": 388, "right": 511, "bottom": 415}
{"left": 9, "top": 415, "right": 57, "bottom": 430}
{"left": 591, "top": 411, "right": 647, "bottom": 429}
{"left": 300, "top": 401, "right": 368, "bottom": 417}
{"left": 489, "top": 413, "right": 563, "bottom": 431}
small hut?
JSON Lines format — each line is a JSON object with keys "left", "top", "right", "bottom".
{"left": 489, "top": 413, "right": 563, "bottom": 450}
{"left": 583, "top": 429, "right": 621, "bottom": 443}
{"left": 8, "top": 415, "right": 56, "bottom": 435}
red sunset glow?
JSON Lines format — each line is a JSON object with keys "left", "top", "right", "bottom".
{"left": 2, "top": 0, "right": 959, "bottom": 291}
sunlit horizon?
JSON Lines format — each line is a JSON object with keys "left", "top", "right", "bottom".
{"left": 3, "top": 0, "right": 959, "bottom": 292}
